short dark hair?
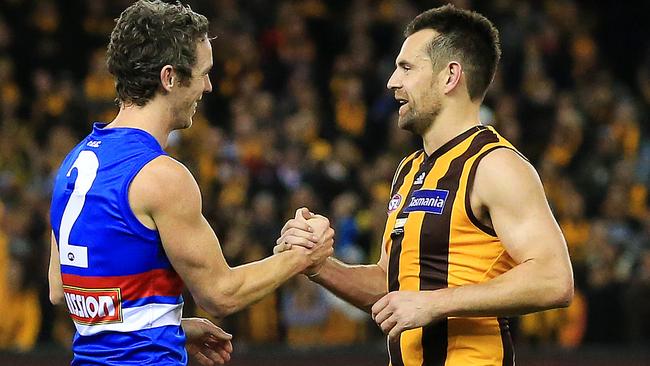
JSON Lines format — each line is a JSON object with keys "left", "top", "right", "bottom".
{"left": 405, "top": 4, "right": 501, "bottom": 101}
{"left": 106, "top": 0, "right": 209, "bottom": 106}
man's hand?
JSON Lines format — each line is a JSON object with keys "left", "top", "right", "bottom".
{"left": 371, "top": 291, "right": 445, "bottom": 341}
{"left": 182, "top": 318, "right": 233, "bottom": 365}
{"left": 274, "top": 208, "right": 335, "bottom": 275}
{"left": 274, "top": 208, "right": 318, "bottom": 253}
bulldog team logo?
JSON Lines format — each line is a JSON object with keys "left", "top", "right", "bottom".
{"left": 388, "top": 193, "right": 402, "bottom": 213}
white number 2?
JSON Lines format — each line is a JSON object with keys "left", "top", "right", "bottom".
{"left": 59, "top": 150, "right": 99, "bottom": 268}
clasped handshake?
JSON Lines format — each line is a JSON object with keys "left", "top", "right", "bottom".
{"left": 273, "top": 207, "right": 335, "bottom": 277}
{"left": 274, "top": 207, "right": 423, "bottom": 343}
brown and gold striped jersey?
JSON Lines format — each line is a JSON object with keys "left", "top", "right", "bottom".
{"left": 383, "top": 125, "right": 519, "bottom": 366}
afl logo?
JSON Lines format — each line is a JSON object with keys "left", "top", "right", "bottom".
{"left": 388, "top": 193, "right": 402, "bottom": 213}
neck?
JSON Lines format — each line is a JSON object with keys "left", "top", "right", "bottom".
{"left": 421, "top": 100, "right": 481, "bottom": 155}
{"left": 107, "top": 97, "right": 173, "bottom": 148}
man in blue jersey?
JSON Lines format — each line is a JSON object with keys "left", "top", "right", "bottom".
{"left": 48, "top": 1, "right": 333, "bottom": 365}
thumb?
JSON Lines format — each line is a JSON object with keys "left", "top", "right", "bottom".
{"left": 295, "top": 207, "right": 313, "bottom": 221}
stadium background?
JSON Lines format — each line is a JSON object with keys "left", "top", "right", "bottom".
{"left": 1, "top": 0, "right": 649, "bottom": 364}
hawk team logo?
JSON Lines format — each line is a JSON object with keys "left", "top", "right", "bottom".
{"left": 387, "top": 193, "right": 402, "bottom": 213}
{"left": 63, "top": 286, "right": 123, "bottom": 325}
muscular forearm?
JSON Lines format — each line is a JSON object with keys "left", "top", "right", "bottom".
{"left": 311, "top": 257, "right": 387, "bottom": 313}
{"left": 204, "top": 250, "right": 308, "bottom": 317}
{"left": 437, "top": 259, "right": 573, "bottom": 318}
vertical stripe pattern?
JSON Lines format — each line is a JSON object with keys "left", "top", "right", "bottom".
{"left": 386, "top": 151, "right": 425, "bottom": 366}
{"left": 420, "top": 128, "right": 498, "bottom": 365}
{"left": 498, "top": 318, "right": 514, "bottom": 366}
{"left": 382, "top": 125, "right": 520, "bottom": 366}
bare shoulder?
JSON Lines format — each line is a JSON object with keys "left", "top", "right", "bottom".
{"left": 473, "top": 148, "right": 544, "bottom": 208}
{"left": 136, "top": 155, "right": 196, "bottom": 185}
{"left": 130, "top": 155, "right": 201, "bottom": 214}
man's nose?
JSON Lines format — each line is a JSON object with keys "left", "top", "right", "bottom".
{"left": 204, "top": 75, "right": 213, "bottom": 93}
{"left": 386, "top": 69, "right": 401, "bottom": 90}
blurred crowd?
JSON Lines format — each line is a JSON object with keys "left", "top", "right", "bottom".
{"left": 0, "top": 0, "right": 649, "bottom": 353}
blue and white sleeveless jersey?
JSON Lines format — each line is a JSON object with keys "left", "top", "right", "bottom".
{"left": 50, "top": 123, "right": 187, "bottom": 365}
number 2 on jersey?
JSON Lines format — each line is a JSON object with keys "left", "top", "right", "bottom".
{"left": 59, "top": 150, "right": 99, "bottom": 268}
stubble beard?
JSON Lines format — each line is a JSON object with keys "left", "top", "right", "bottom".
{"left": 172, "top": 99, "right": 197, "bottom": 131}
{"left": 399, "top": 102, "right": 441, "bottom": 136}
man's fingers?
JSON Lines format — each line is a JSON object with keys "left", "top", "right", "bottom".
{"left": 283, "top": 235, "right": 315, "bottom": 248}
{"left": 380, "top": 316, "right": 398, "bottom": 335}
{"left": 208, "top": 330, "right": 232, "bottom": 341}
{"left": 223, "top": 340, "right": 233, "bottom": 353}
{"left": 195, "top": 318, "right": 232, "bottom": 341}
{"left": 194, "top": 351, "right": 215, "bottom": 366}
{"left": 323, "top": 228, "right": 335, "bottom": 243}
{"left": 295, "top": 207, "right": 313, "bottom": 220}
{"left": 206, "top": 339, "right": 234, "bottom": 353}
{"left": 205, "top": 339, "right": 233, "bottom": 357}
{"left": 217, "top": 343, "right": 233, "bottom": 362}
{"left": 277, "top": 229, "right": 319, "bottom": 249}
{"left": 201, "top": 346, "right": 226, "bottom": 365}
{"left": 275, "top": 235, "right": 313, "bottom": 249}
{"left": 281, "top": 218, "right": 313, "bottom": 235}
{"left": 273, "top": 242, "right": 291, "bottom": 254}
{"left": 388, "top": 323, "right": 404, "bottom": 342}
{"left": 204, "top": 325, "right": 232, "bottom": 341}
{"left": 373, "top": 307, "right": 392, "bottom": 325}
{"left": 326, "top": 246, "right": 334, "bottom": 257}
{"left": 284, "top": 228, "right": 318, "bottom": 242}
{"left": 371, "top": 294, "right": 390, "bottom": 320}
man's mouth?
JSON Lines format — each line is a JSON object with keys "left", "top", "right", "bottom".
{"left": 396, "top": 98, "right": 409, "bottom": 114}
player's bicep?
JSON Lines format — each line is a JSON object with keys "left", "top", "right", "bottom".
{"left": 48, "top": 232, "right": 64, "bottom": 305}
{"left": 475, "top": 149, "right": 569, "bottom": 265}
{"left": 134, "top": 158, "right": 230, "bottom": 290}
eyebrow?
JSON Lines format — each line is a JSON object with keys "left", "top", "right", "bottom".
{"left": 396, "top": 60, "right": 411, "bottom": 68}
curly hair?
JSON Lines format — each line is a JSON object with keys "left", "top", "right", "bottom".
{"left": 405, "top": 4, "right": 501, "bottom": 101}
{"left": 106, "top": 0, "right": 209, "bottom": 106}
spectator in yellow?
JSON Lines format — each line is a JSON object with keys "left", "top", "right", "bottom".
{"left": 0, "top": 254, "right": 41, "bottom": 351}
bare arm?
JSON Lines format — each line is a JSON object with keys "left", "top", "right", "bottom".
{"left": 276, "top": 213, "right": 388, "bottom": 313}
{"left": 441, "top": 148, "right": 574, "bottom": 316}
{"left": 372, "top": 149, "right": 574, "bottom": 339}
{"left": 131, "top": 156, "right": 331, "bottom": 318}
{"left": 274, "top": 155, "right": 417, "bottom": 313}
{"left": 309, "top": 256, "right": 387, "bottom": 313}
{"left": 48, "top": 233, "right": 64, "bottom": 305}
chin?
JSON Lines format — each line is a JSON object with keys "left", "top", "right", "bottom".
{"left": 399, "top": 114, "right": 432, "bottom": 136}
{"left": 173, "top": 117, "right": 192, "bottom": 130}
{"left": 398, "top": 115, "right": 417, "bottom": 133}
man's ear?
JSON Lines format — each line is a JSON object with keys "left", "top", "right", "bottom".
{"left": 160, "top": 65, "right": 175, "bottom": 92}
{"left": 443, "top": 61, "right": 462, "bottom": 94}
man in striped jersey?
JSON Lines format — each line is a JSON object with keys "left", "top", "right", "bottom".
{"left": 277, "top": 4, "right": 573, "bottom": 365}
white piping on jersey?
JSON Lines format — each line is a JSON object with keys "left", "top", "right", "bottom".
{"left": 74, "top": 302, "right": 183, "bottom": 336}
